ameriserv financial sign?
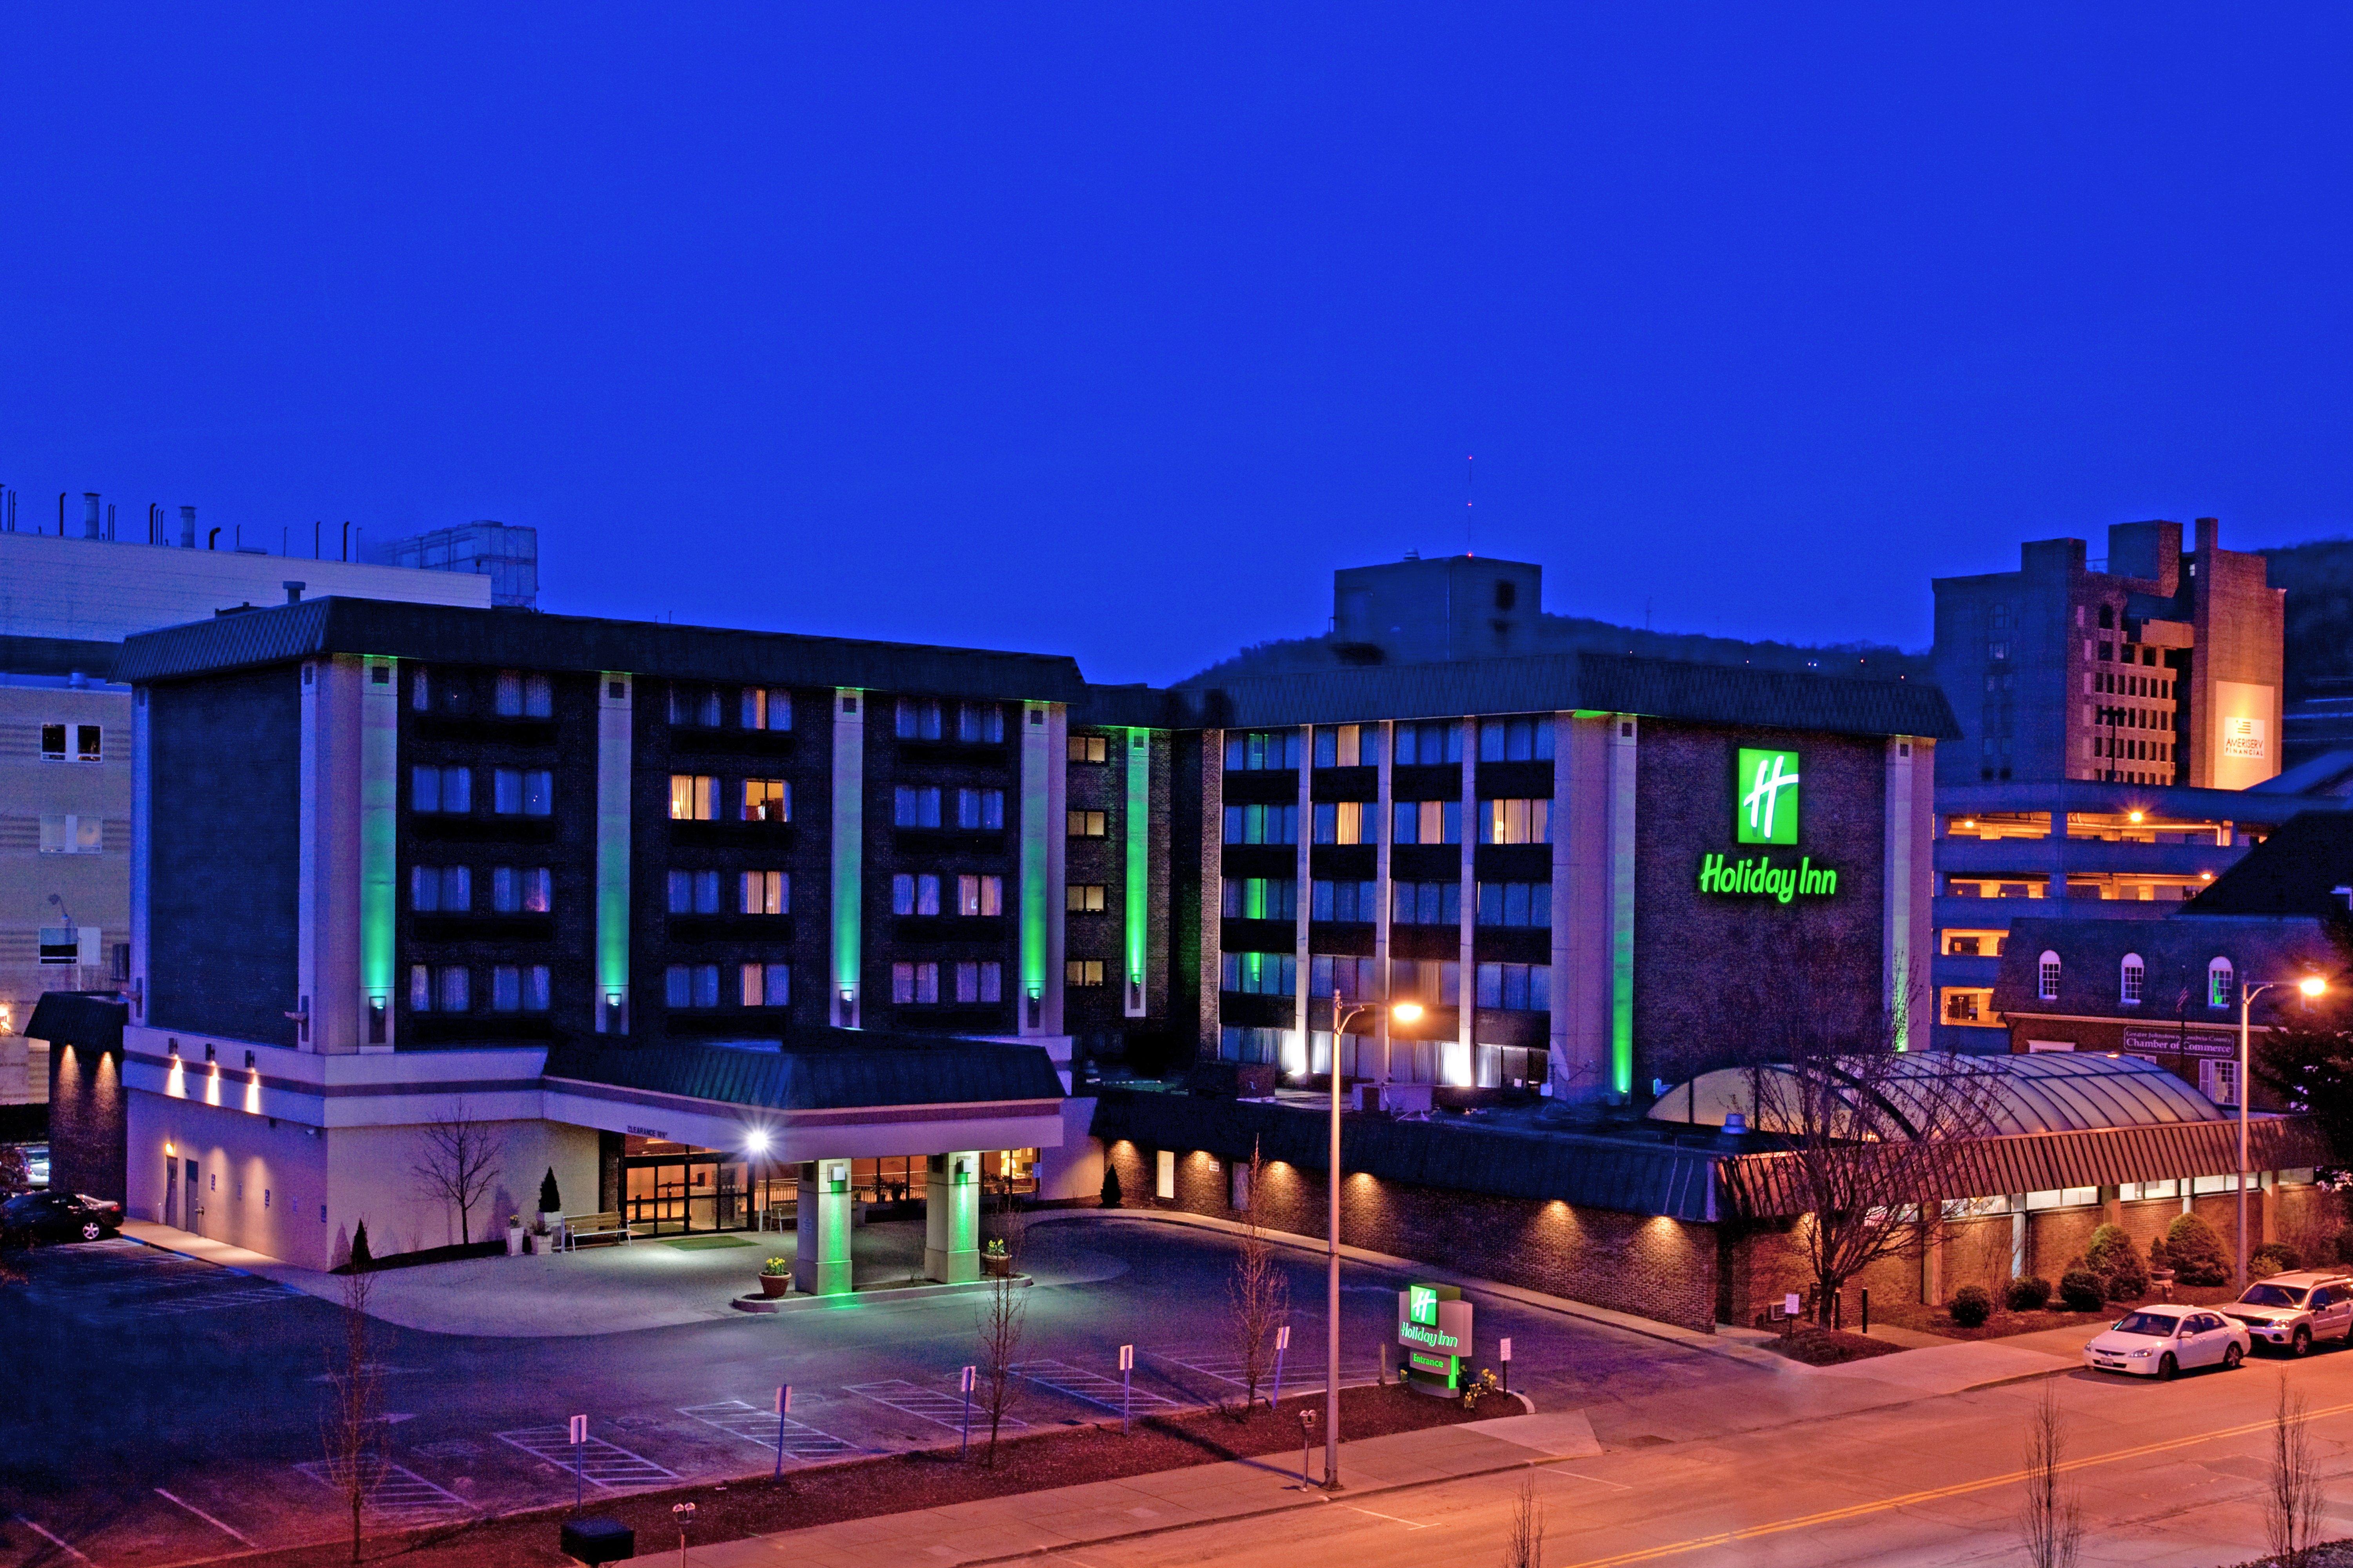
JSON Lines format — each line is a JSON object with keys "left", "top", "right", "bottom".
{"left": 1699, "top": 747, "right": 1839, "bottom": 904}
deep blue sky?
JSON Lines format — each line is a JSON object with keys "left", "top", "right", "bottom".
{"left": 5, "top": 9, "right": 2351, "bottom": 684}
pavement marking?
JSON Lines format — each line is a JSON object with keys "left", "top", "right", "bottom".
{"left": 1336, "top": 1502, "right": 1429, "bottom": 1529}
{"left": 847, "top": 1378, "right": 1028, "bottom": 1432}
{"left": 678, "top": 1401, "right": 859, "bottom": 1461}
{"left": 1546, "top": 1468, "right": 1633, "bottom": 1492}
{"left": 16, "top": 1518, "right": 94, "bottom": 1564}
{"left": 143, "top": 1285, "right": 307, "bottom": 1315}
{"left": 153, "top": 1488, "right": 256, "bottom": 1547}
{"left": 1556, "top": 1395, "right": 2353, "bottom": 1567}
{"left": 1012, "top": 1359, "right": 1183, "bottom": 1414}
{"left": 495, "top": 1425, "right": 678, "bottom": 1489}
{"left": 1147, "top": 1347, "right": 1379, "bottom": 1397}
{"left": 294, "top": 1459, "right": 471, "bottom": 1523}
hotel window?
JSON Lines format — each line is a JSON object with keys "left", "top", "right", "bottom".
{"left": 741, "top": 870, "right": 788, "bottom": 915}
{"left": 1395, "top": 959, "right": 1461, "bottom": 1007}
{"left": 1476, "top": 717, "right": 1554, "bottom": 762}
{"left": 2120, "top": 954, "right": 2144, "bottom": 1005}
{"left": 2208, "top": 957, "right": 2234, "bottom": 1009}
{"left": 665, "top": 963, "right": 721, "bottom": 1009}
{"left": 892, "top": 961, "right": 941, "bottom": 1004}
{"left": 1067, "top": 959, "right": 1106, "bottom": 988}
{"left": 1392, "top": 720, "right": 1463, "bottom": 766}
{"left": 412, "top": 668, "right": 431, "bottom": 711}
{"left": 494, "top": 767, "right": 554, "bottom": 816}
{"left": 1480, "top": 798, "right": 1550, "bottom": 844}
{"left": 413, "top": 765, "right": 473, "bottom": 814}
{"left": 493, "top": 866, "right": 552, "bottom": 913}
{"left": 38, "top": 814, "right": 102, "bottom": 854}
{"left": 957, "top": 703, "right": 1005, "bottom": 743}
{"left": 411, "top": 964, "right": 470, "bottom": 1013}
{"left": 1311, "top": 801, "right": 1368, "bottom": 844}
{"left": 1068, "top": 734, "right": 1108, "bottom": 763}
{"left": 1221, "top": 803, "right": 1297, "bottom": 845}
{"left": 2200, "top": 1058, "right": 2239, "bottom": 1107}
{"left": 2038, "top": 951, "right": 2062, "bottom": 1002}
{"left": 895, "top": 698, "right": 943, "bottom": 740}
{"left": 1475, "top": 962, "right": 1550, "bottom": 1011}
{"left": 743, "top": 779, "right": 790, "bottom": 822}
{"left": 1220, "top": 951, "right": 1296, "bottom": 996}
{"left": 491, "top": 964, "right": 551, "bottom": 1012}
{"left": 410, "top": 865, "right": 472, "bottom": 913}
{"left": 1311, "top": 878, "right": 1378, "bottom": 922}
{"left": 892, "top": 873, "right": 943, "bottom": 916}
{"left": 38, "top": 723, "right": 102, "bottom": 762}
{"left": 740, "top": 962, "right": 790, "bottom": 1007}
{"left": 1221, "top": 877, "right": 1297, "bottom": 921}
{"left": 1391, "top": 799, "right": 1461, "bottom": 845}
{"left": 494, "top": 670, "right": 553, "bottom": 718}
{"left": 1067, "top": 883, "right": 1108, "bottom": 913}
{"left": 1312, "top": 723, "right": 1380, "bottom": 769}
{"left": 669, "top": 774, "right": 716, "bottom": 821}
{"left": 667, "top": 869, "right": 721, "bottom": 914}
{"left": 894, "top": 786, "right": 943, "bottom": 828}
{"left": 957, "top": 788, "right": 1005, "bottom": 829}
{"left": 1309, "top": 953, "right": 1380, "bottom": 1000}
{"left": 1476, "top": 882, "right": 1550, "bottom": 927}
{"left": 955, "top": 960, "right": 1004, "bottom": 1003}
{"left": 669, "top": 685, "right": 724, "bottom": 726}
{"left": 740, "top": 688, "right": 792, "bottom": 730}
{"left": 958, "top": 874, "right": 1004, "bottom": 917}
{"left": 1071, "top": 808, "right": 1110, "bottom": 838}
{"left": 1394, "top": 881, "right": 1462, "bottom": 925}
{"left": 1225, "top": 730, "right": 1303, "bottom": 770}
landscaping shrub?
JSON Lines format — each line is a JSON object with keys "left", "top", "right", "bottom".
{"left": 350, "top": 1219, "right": 373, "bottom": 1271}
{"left": 1099, "top": 1161, "right": 1123, "bottom": 1209}
{"left": 2086, "top": 1224, "right": 2148, "bottom": 1300}
{"left": 2148, "top": 1233, "right": 2171, "bottom": 1273}
{"left": 2252, "top": 1241, "right": 2302, "bottom": 1278}
{"left": 1948, "top": 1285, "right": 1993, "bottom": 1328}
{"left": 538, "top": 1167, "right": 561, "bottom": 1213}
{"left": 2059, "top": 1266, "right": 2106, "bottom": 1312}
{"left": 2165, "top": 1213, "right": 2230, "bottom": 1286}
{"left": 2006, "top": 1275, "right": 2052, "bottom": 1312}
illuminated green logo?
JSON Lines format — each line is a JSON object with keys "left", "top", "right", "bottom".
{"left": 1408, "top": 1285, "right": 1437, "bottom": 1327}
{"left": 1737, "top": 748, "right": 1801, "bottom": 845}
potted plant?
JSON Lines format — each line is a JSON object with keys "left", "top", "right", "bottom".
{"left": 759, "top": 1257, "right": 792, "bottom": 1298}
{"left": 505, "top": 1212, "right": 525, "bottom": 1257}
{"left": 983, "top": 1238, "right": 1012, "bottom": 1278}
{"left": 537, "top": 1168, "right": 563, "bottom": 1236}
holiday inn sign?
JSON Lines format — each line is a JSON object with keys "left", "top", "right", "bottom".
{"left": 1699, "top": 746, "right": 1839, "bottom": 903}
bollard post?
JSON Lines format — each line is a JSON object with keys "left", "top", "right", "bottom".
{"left": 1119, "top": 1344, "right": 1134, "bottom": 1436}
{"left": 568, "top": 1414, "right": 587, "bottom": 1513}
{"left": 1861, "top": 1289, "right": 1870, "bottom": 1336}
{"left": 774, "top": 1385, "right": 791, "bottom": 1479}
{"left": 1499, "top": 1336, "right": 1512, "bottom": 1396}
{"left": 959, "top": 1364, "right": 976, "bottom": 1459}
{"left": 1271, "top": 1324, "right": 1291, "bottom": 1409}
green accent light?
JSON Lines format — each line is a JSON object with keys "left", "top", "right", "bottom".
{"left": 1019, "top": 704, "right": 1050, "bottom": 1011}
{"left": 359, "top": 658, "right": 398, "bottom": 1009}
{"left": 832, "top": 690, "right": 864, "bottom": 1015}
{"left": 1736, "top": 748, "right": 1802, "bottom": 845}
{"left": 595, "top": 672, "right": 633, "bottom": 1015}
{"left": 1124, "top": 729, "right": 1149, "bottom": 990}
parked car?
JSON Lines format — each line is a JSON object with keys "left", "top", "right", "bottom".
{"left": 2224, "top": 1272, "right": 2353, "bottom": 1357}
{"left": 2083, "top": 1305, "right": 2249, "bottom": 1379}
{"left": 0, "top": 1190, "right": 125, "bottom": 1244}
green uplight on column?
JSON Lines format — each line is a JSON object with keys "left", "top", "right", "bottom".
{"left": 1123, "top": 729, "right": 1149, "bottom": 999}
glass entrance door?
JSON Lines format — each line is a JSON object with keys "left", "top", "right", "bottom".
{"left": 623, "top": 1151, "right": 753, "bottom": 1234}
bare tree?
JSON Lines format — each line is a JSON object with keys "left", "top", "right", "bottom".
{"left": 1226, "top": 1141, "right": 1288, "bottom": 1415}
{"left": 411, "top": 1100, "right": 502, "bottom": 1247}
{"left": 2017, "top": 1383, "right": 2081, "bottom": 1568}
{"left": 321, "top": 1265, "right": 383, "bottom": 1564}
{"left": 1724, "top": 957, "right": 2001, "bottom": 1326}
{"left": 972, "top": 1195, "right": 1029, "bottom": 1466}
{"left": 2267, "top": 1374, "right": 2327, "bottom": 1568}
{"left": 1502, "top": 1472, "right": 1545, "bottom": 1568}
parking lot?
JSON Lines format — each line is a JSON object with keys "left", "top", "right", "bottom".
{"left": 0, "top": 1215, "right": 1755, "bottom": 1567}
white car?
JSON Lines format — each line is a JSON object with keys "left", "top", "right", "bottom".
{"left": 2225, "top": 1272, "right": 2353, "bottom": 1357}
{"left": 2084, "top": 1305, "right": 2249, "bottom": 1379}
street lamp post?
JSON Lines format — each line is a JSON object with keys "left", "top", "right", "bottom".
{"left": 2237, "top": 974, "right": 2328, "bottom": 1288}
{"left": 1324, "top": 992, "right": 1421, "bottom": 1490}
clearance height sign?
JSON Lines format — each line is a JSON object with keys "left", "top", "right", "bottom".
{"left": 1699, "top": 747, "right": 1839, "bottom": 904}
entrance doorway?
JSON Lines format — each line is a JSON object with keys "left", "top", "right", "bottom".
{"left": 621, "top": 1142, "right": 752, "bottom": 1236}
{"left": 164, "top": 1158, "right": 176, "bottom": 1228}
{"left": 184, "top": 1159, "right": 200, "bottom": 1236}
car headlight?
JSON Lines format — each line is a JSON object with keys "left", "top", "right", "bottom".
{"left": 2128, "top": 1348, "right": 2151, "bottom": 1357}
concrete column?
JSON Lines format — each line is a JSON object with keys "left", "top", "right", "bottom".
{"left": 1294, "top": 726, "right": 1312, "bottom": 1072}
{"left": 1921, "top": 1216, "right": 1943, "bottom": 1305}
{"left": 2259, "top": 1171, "right": 2277, "bottom": 1247}
{"left": 2099, "top": 1184, "right": 2122, "bottom": 1229}
{"left": 1453, "top": 716, "right": 1475, "bottom": 1088}
{"left": 1374, "top": 720, "right": 1394, "bottom": 1088}
{"left": 2011, "top": 1196, "right": 2028, "bottom": 1280}
{"left": 925, "top": 1151, "right": 981, "bottom": 1282}
{"left": 831, "top": 690, "right": 865, "bottom": 1027}
{"left": 794, "top": 1158, "right": 854, "bottom": 1296}
{"left": 594, "top": 673, "right": 634, "bottom": 1034}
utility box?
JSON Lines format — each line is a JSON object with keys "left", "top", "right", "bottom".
{"left": 560, "top": 1517, "right": 634, "bottom": 1564}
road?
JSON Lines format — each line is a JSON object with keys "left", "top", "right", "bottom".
{"left": 0, "top": 1213, "right": 1739, "bottom": 1567}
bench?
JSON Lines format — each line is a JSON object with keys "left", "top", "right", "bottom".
{"left": 561, "top": 1211, "right": 631, "bottom": 1250}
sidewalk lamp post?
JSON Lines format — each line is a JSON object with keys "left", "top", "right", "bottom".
{"left": 1325, "top": 993, "right": 1421, "bottom": 1490}
{"left": 2238, "top": 973, "right": 2327, "bottom": 1288}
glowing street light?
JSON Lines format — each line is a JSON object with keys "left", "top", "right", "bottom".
{"left": 1321, "top": 993, "right": 1420, "bottom": 1490}
{"left": 2237, "top": 974, "right": 2329, "bottom": 1286}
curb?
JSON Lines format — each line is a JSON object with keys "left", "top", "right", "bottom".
{"left": 730, "top": 1274, "right": 1031, "bottom": 1312}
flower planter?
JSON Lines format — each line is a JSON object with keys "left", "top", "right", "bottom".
{"left": 758, "top": 1273, "right": 792, "bottom": 1298}
{"left": 983, "top": 1255, "right": 1013, "bottom": 1278}
{"left": 505, "top": 1227, "right": 525, "bottom": 1258}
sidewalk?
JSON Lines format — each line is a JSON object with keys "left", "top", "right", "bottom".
{"left": 615, "top": 1410, "right": 1592, "bottom": 1568}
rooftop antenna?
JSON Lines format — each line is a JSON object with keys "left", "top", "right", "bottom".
{"left": 1464, "top": 454, "right": 1475, "bottom": 557}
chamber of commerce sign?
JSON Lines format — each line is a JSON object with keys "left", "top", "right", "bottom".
{"left": 1699, "top": 747, "right": 1839, "bottom": 902}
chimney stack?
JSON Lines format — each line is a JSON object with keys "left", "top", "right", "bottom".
{"left": 283, "top": 581, "right": 305, "bottom": 604}
{"left": 179, "top": 505, "right": 197, "bottom": 548}
{"left": 81, "top": 493, "right": 101, "bottom": 540}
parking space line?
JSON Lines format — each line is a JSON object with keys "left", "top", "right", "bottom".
{"left": 1147, "top": 1347, "right": 1378, "bottom": 1395}
{"left": 153, "top": 1488, "right": 256, "bottom": 1547}
{"left": 678, "top": 1401, "right": 860, "bottom": 1461}
{"left": 495, "top": 1426, "right": 678, "bottom": 1489}
{"left": 293, "top": 1459, "right": 471, "bottom": 1522}
{"left": 16, "top": 1519, "right": 94, "bottom": 1564}
{"left": 847, "top": 1378, "right": 1028, "bottom": 1432}
{"left": 1012, "top": 1359, "right": 1183, "bottom": 1413}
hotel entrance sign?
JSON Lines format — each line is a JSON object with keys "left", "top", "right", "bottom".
{"left": 1397, "top": 1282, "right": 1472, "bottom": 1394}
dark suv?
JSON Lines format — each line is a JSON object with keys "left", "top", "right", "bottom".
{"left": 1, "top": 1191, "right": 125, "bottom": 1244}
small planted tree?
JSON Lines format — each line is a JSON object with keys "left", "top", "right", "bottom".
{"left": 1225, "top": 1142, "right": 1288, "bottom": 1415}
{"left": 2084, "top": 1224, "right": 2146, "bottom": 1300}
{"left": 1502, "top": 1472, "right": 1545, "bottom": 1568}
{"left": 2164, "top": 1213, "right": 2229, "bottom": 1287}
{"left": 2268, "top": 1374, "right": 2327, "bottom": 1568}
{"left": 322, "top": 1267, "right": 383, "bottom": 1564}
{"left": 2017, "top": 1382, "right": 2082, "bottom": 1568}
{"left": 538, "top": 1167, "right": 561, "bottom": 1216}
{"left": 972, "top": 1198, "right": 1028, "bottom": 1465}
{"left": 349, "top": 1219, "right": 373, "bottom": 1271}
{"left": 411, "top": 1100, "right": 502, "bottom": 1247}
{"left": 1099, "top": 1159, "right": 1123, "bottom": 1210}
